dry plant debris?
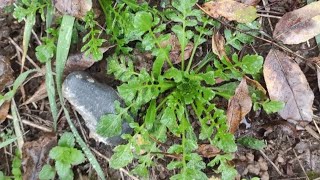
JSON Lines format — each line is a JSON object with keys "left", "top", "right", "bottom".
{"left": 202, "top": 0, "right": 257, "bottom": 23}
{"left": 227, "top": 78, "right": 252, "bottom": 133}
{"left": 263, "top": 49, "right": 314, "bottom": 126}
{"left": 54, "top": 0, "right": 92, "bottom": 18}
{"left": 273, "top": 1, "right": 320, "bottom": 44}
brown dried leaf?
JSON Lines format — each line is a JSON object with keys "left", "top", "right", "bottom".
{"left": 0, "top": 55, "right": 13, "bottom": 91}
{"left": 263, "top": 49, "right": 314, "bottom": 126}
{"left": 0, "top": 100, "right": 10, "bottom": 124}
{"left": 227, "top": 78, "right": 252, "bottom": 133}
{"left": 22, "top": 133, "right": 57, "bottom": 180}
{"left": 202, "top": 0, "right": 258, "bottom": 23}
{"left": 54, "top": 0, "right": 92, "bottom": 18}
{"left": 160, "top": 34, "right": 194, "bottom": 64}
{"left": 212, "top": 32, "right": 227, "bottom": 60}
{"left": 197, "top": 144, "right": 221, "bottom": 158}
{"left": 21, "top": 82, "right": 47, "bottom": 106}
{"left": 273, "top": 1, "right": 320, "bottom": 44}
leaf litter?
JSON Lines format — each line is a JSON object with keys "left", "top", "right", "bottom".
{"left": 263, "top": 49, "right": 314, "bottom": 126}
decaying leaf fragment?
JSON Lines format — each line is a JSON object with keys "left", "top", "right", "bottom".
{"left": 273, "top": 1, "right": 320, "bottom": 44}
{"left": 227, "top": 78, "right": 252, "bottom": 133}
{"left": 202, "top": 0, "right": 257, "bottom": 23}
{"left": 54, "top": 0, "right": 92, "bottom": 18}
{"left": 160, "top": 34, "right": 194, "bottom": 64}
{"left": 263, "top": 49, "right": 314, "bottom": 126}
{"left": 212, "top": 32, "right": 227, "bottom": 60}
{"left": 197, "top": 144, "right": 221, "bottom": 158}
{"left": 22, "top": 134, "right": 57, "bottom": 180}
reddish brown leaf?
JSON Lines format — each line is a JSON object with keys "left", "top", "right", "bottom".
{"left": 54, "top": 0, "right": 92, "bottom": 18}
{"left": 197, "top": 144, "right": 221, "bottom": 158}
{"left": 273, "top": 1, "right": 320, "bottom": 44}
{"left": 0, "top": 100, "right": 10, "bottom": 124}
{"left": 227, "top": 78, "right": 252, "bottom": 133}
{"left": 22, "top": 133, "right": 57, "bottom": 180}
{"left": 0, "top": 55, "right": 13, "bottom": 91}
{"left": 211, "top": 32, "right": 227, "bottom": 60}
{"left": 202, "top": 0, "right": 257, "bottom": 23}
{"left": 263, "top": 49, "right": 314, "bottom": 126}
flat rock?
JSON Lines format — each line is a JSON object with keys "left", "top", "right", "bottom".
{"left": 62, "top": 71, "right": 132, "bottom": 146}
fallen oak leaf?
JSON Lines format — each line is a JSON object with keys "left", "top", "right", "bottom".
{"left": 201, "top": 0, "right": 258, "bottom": 23}
{"left": 263, "top": 49, "right": 314, "bottom": 126}
{"left": 273, "top": 1, "right": 320, "bottom": 44}
{"left": 227, "top": 78, "right": 252, "bottom": 133}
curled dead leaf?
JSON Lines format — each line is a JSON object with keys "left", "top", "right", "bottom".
{"left": 197, "top": 144, "right": 221, "bottom": 158}
{"left": 202, "top": 0, "right": 257, "bottom": 23}
{"left": 0, "top": 100, "right": 10, "bottom": 124}
{"left": 273, "top": 1, "right": 320, "bottom": 44}
{"left": 227, "top": 78, "right": 252, "bottom": 133}
{"left": 211, "top": 32, "right": 227, "bottom": 60}
{"left": 54, "top": 0, "right": 92, "bottom": 18}
{"left": 22, "top": 133, "right": 57, "bottom": 180}
{"left": 263, "top": 49, "right": 314, "bottom": 126}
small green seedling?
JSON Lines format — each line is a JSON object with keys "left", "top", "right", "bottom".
{"left": 39, "top": 132, "right": 85, "bottom": 180}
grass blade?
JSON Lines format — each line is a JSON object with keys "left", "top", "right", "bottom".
{"left": 55, "top": 15, "right": 106, "bottom": 180}
{"left": 45, "top": 61, "right": 58, "bottom": 131}
{"left": 11, "top": 100, "right": 23, "bottom": 152}
{"left": 0, "top": 136, "right": 17, "bottom": 149}
{"left": 0, "top": 69, "right": 37, "bottom": 106}
{"left": 21, "top": 14, "right": 36, "bottom": 72}
{"left": 45, "top": 3, "right": 58, "bottom": 131}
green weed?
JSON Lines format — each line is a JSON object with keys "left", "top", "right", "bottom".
{"left": 39, "top": 132, "right": 86, "bottom": 180}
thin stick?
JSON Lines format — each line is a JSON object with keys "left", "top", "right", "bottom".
{"left": 91, "top": 148, "right": 140, "bottom": 180}
{"left": 7, "top": 37, "right": 41, "bottom": 70}
{"left": 259, "top": 149, "right": 285, "bottom": 177}
{"left": 6, "top": 115, "right": 52, "bottom": 132}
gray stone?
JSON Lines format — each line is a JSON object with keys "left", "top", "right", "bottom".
{"left": 62, "top": 71, "right": 132, "bottom": 146}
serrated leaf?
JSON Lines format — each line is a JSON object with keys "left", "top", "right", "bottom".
{"left": 214, "top": 133, "right": 237, "bottom": 153}
{"left": 97, "top": 114, "right": 122, "bottom": 137}
{"left": 200, "top": 71, "right": 215, "bottom": 85}
{"left": 58, "top": 132, "right": 75, "bottom": 148}
{"left": 240, "top": 55, "right": 263, "bottom": 75}
{"left": 39, "top": 165, "right": 55, "bottom": 180}
{"left": 163, "top": 67, "right": 183, "bottom": 82}
{"left": 262, "top": 100, "right": 285, "bottom": 114}
{"left": 237, "top": 136, "right": 266, "bottom": 150}
{"left": 160, "top": 107, "right": 179, "bottom": 135}
{"left": 55, "top": 161, "right": 72, "bottom": 179}
{"left": 110, "top": 145, "right": 133, "bottom": 169}
{"left": 134, "top": 11, "right": 153, "bottom": 33}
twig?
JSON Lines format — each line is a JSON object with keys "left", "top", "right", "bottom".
{"left": 305, "top": 125, "right": 320, "bottom": 140}
{"left": 259, "top": 149, "right": 285, "bottom": 177}
{"left": 6, "top": 115, "right": 52, "bottom": 132}
{"left": 7, "top": 37, "right": 41, "bottom": 70}
{"left": 90, "top": 148, "right": 140, "bottom": 180}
